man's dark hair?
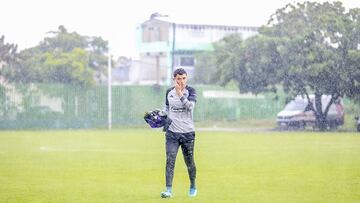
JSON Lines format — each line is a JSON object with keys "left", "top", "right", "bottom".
{"left": 173, "top": 68, "right": 187, "bottom": 77}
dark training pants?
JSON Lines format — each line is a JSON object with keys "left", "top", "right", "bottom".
{"left": 165, "top": 130, "right": 196, "bottom": 188}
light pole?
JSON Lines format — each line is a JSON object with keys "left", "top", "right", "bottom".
{"left": 171, "top": 22, "right": 176, "bottom": 75}
{"left": 156, "top": 54, "right": 160, "bottom": 85}
{"left": 107, "top": 50, "right": 112, "bottom": 130}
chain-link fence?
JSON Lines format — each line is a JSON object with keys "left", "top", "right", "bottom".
{"left": 0, "top": 83, "right": 288, "bottom": 129}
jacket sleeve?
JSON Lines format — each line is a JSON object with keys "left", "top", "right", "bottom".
{"left": 163, "top": 88, "right": 172, "bottom": 115}
{"left": 180, "top": 87, "right": 196, "bottom": 111}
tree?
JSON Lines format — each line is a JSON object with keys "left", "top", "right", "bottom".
{"left": 0, "top": 36, "right": 19, "bottom": 117}
{"left": 213, "top": 34, "right": 244, "bottom": 85}
{"left": 225, "top": 35, "right": 281, "bottom": 95}
{"left": 0, "top": 35, "right": 18, "bottom": 64}
{"left": 42, "top": 48, "right": 94, "bottom": 87}
{"left": 342, "top": 8, "right": 360, "bottom": 104}
{"left": 41, "top": 26, "right": 108, "bottom": 78}
{"left": 215, "top": 1, "right": 360, "bottom": 130}
{"left": 192, "top": 51, "right": 216, "bottom": 84}
{"left": 2, "top": 26, "right": 109, "bottom": 87}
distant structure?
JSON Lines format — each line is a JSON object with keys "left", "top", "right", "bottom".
{"left": 136, "top": 13, "right": 258, "bottom": 85}
{"left": 112, "top": 56, "right": 141, "bottom": 85}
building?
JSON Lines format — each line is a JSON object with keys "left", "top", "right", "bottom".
{"left": 112, "top": 56, "right": 141, "bottom": 85}
{"left": 136, "top": 13, "right": 258, "bottom": 85}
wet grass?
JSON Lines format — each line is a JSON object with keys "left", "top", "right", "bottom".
{"left": 0, "top": 129, "right": 359, "bottom": 202}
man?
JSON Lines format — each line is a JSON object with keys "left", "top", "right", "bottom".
{"left": 160, "top": 68, "right": 197, "bottom": 198}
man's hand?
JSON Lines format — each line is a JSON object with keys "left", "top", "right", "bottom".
{"left": 175, "top": 82, "right": 184, "bottom": 97}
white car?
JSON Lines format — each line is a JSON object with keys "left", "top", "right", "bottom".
{"left": 276, "top": 95, "right": 344, "bottom": 130}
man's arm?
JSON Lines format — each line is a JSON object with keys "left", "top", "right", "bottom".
{"left": 163, "top": 88, "right": 172, "bottom": 115}
{"left": 180, "top": 87, "right": 197, "bottom": 111}
{"left": 163, "top": 104, "right": 169, "bottom": 115}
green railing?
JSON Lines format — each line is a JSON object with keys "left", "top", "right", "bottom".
{"left": 0, "top": 84, "right": 284, "bottom": 129}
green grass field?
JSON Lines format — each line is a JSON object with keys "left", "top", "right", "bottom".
{"left": 0, "top": 129, "right": 359, "bottom": 203}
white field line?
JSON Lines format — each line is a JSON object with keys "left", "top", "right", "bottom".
{"left": 197, "top": 127, "right": 273, "bottom": 132}
{"left": 39, "top": 146, "right": 149, "bottom": 153}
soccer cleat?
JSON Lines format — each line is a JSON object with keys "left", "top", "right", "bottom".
{"left": 160, "top": 190, "right": 172, "bottom": 198}
{"left": 189, "top": 187, "right": 197, "bottom": 197}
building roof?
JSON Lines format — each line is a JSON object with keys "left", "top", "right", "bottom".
{"left": 143, "top": 16, "right": 258, "bottom": 31}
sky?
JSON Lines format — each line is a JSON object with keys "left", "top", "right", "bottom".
{"left": 1, "top": 0, "right": 359, "bottom": 59}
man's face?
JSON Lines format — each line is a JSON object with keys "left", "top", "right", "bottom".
{"left": 174, "top": 74, "right": 187, "bottom": 88}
